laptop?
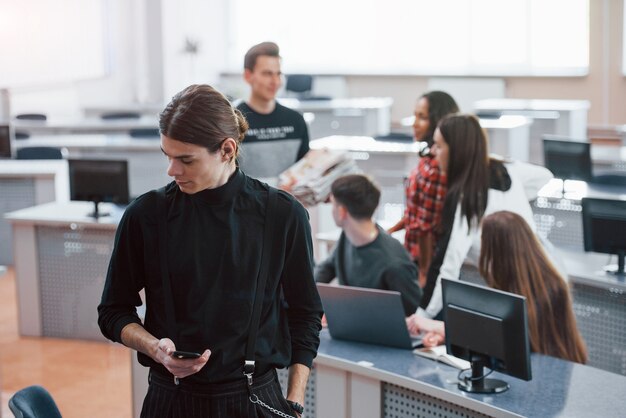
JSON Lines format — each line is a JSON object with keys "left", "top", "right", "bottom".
{"left": 317, "top": 283, "right": 422, "bottom": 350}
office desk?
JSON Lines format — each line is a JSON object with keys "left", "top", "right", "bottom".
{"left": 532, "top": 179, "right": 626, "bottom": 251}
{"left": 278, "top": 97, "right": 393, "bottom": 139}
{"left": 590, "top": 143, "right": 626, "bottom": 173}
{"left": 399, "top": 115, "right": 532, "bottom": 162}
{"left": 15, "top": 134, "right": 170, "bottom": 197}
{"left": 5, "top": 202, "right": 123, "bottom": 340}
{"left": 473, "top": 99, "right": 590, "bottom": 164}
{"left": 555, "top": 248, "right": 626, "bottom": 377}
{"left": 531, "top": 182, "right": 626, "bottom": 376}
{"left": 128, "top": 330, "right": 626, "bottom": 418}
{"left": 12, "top": 115, "right": 158, "bottom": 135}
{"left": 0, "top": 160, "right": 69, "bottom": 265}
{"left": 83, "top": 103, "right": 163, "bottom": 118}
{"left": 310, "top": 135, "right": 419, "bottom": 205}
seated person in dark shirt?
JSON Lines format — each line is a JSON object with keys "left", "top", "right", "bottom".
{"left": 236, "top": 42, "right": 309, "bottom": 180}
{"left": 315, "top": 174, "right": 422, "bottom": 315}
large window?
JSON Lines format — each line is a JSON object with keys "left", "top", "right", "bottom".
{"left": 0, "top": 0, "right": 109, "bottom": 88}
{"left": 227, "top": 0, "right": 588, "bottom": 76}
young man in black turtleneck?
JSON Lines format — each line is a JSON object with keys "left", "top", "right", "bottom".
{"left": 98, "top": 84, "right": 322, "bottom": 418}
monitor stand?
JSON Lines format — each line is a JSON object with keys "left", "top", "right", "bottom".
{"left": 603, "top": 250, "right": 625, "bottom": 278}
{"left": 87, "top": 201, "right": 109, "bottom": 219}
{"left": 458, "top": 356, "right": 509, "bottom": 394}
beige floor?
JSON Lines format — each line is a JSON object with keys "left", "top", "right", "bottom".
{"left": 0, "top": 267, "right": 132, "bottom": 418}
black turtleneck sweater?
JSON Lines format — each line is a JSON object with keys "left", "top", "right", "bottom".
{"left": 98, "top": 170, "right": 323, "bottom": 384}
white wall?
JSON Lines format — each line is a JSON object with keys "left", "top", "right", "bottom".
{"left": 161, "top": 0, "right": 226, "bottom": 100}
{"left": 9, "top": 0, "right": 163, "bottom": 118}
{"left": 6, "top": 0, "right": 625, "bottom": 125}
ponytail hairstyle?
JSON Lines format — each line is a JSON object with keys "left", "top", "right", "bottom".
{"left": 159, "top": 84, "right": 248, "bottom": 159}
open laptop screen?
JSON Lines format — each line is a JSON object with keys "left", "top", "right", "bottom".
{"left": 317, "top": 283, "right": 421, "bottom": 349}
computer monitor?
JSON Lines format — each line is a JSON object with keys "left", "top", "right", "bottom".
{"left": 68, "top": 159, "right": 130, "bottom": 218}
{"left": 582, "top": 197, "right": 626, "bottom": 277}
{"left": 0, "top": 124, "right": 12, "bottom": 158}
{"left": 442, "top": 278, "right": 532, "bottom": 394}
{"left": 542, "top": 136, "right": 593, "bottom": 194}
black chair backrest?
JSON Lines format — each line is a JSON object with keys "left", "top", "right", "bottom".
{"left": 16, "top": 147, "right": 63, "bottom": 160}
{"left": 129, "top": 128, "right": 160, "bottom": 138}
{"left": 8, "top": 385, "right": 62, "bottom": 418}
{"left": 374, "top": 132, "right": 414, "bottom": 143}
{"left": 100, "top": 111, "right": 141, "bottom": 120}
{"left": 286, "top": 74, "right": 313, "bottom": 94}
{"left": 542, "top": 136, "right": 593, "bottom": 182}
{"left": 15, "top": 131, "right": 30, "bottom": 140}
{"left": 15, "top": 114, "right": 47, "bottom": 121}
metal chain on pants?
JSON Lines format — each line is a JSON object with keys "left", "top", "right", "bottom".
{"left": 249, "top": 394, "right": 298, "bottom": 418}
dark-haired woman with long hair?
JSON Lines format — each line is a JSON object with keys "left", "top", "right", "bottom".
{"left": 388, "top": 91, "right": 459, "bottom": 287}
{"left": 408, "top": 114, "right": 552, "bottom": 319}
{"left": 409, "top": 211, "right": 587, "bottom": 364}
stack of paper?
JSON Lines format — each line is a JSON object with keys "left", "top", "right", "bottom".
{"left": 279, "top": 149, "right": 361, "bottom": 207}
{"left": 413, "top": 345, "right": 472, "bottom": 370}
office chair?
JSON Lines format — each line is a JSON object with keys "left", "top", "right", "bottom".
{"left": 15, "top": 131, "right": 30, "bottom": 140}
{"left": 100, "top": 111, "right": 141, "bottom": 120}
{"left": 284, "top": 75, "right": 331, "bottom": 101}
{"left": 8, "top": 385, "right": 62, "bottom": 418}
{"left": 374, "top": 132, "right": 414, "bottom": 143}
{"left": 15, "top": 114, "right": 47, "bottom": 121}
{"left": 129, "top": 128, "right": 160, "bottom": 138}
{"left": 16, "top": 147, "right": 64, "bottom": 160}
{"left": 286, "top": 74, "right": 313, "bottom": 95}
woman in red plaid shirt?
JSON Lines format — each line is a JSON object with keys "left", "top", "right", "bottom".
{"left": 388, "top": 91, "right": 459, "bottom": 287}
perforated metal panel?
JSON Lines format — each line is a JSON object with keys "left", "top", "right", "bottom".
{"left": 277, "top": 366, "right": 316, "bottom": 418}
{"left": 0, "top": 178, "right": 37, "bottom": 265}
{"left": 36, "top": 225, "right": 115, "bottom": 340}
{"left": 532, "top": 197, "right": 583, "bottom": 251}
{"left": 383, "top": 383, "right": 491, "bottom": 418}
{"left": 571, "top": 282, "right": 626, "bottom": 376}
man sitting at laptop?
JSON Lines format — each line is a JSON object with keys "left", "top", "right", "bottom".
{"left": 315, "top": 174, "right": 422, "bottom": 315}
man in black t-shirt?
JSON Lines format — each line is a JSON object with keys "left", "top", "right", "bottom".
{"left": 236, "top": 42, "right": 309, "bottom": 179}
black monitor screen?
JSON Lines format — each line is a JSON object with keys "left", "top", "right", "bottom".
{"left": 0, "top": 124, "right": 12, "bottom": 158}
{"left": 582, "top": 197, "right": 626, "bottom": 275}
{"left": 68, "top": 159, "right": 130, "bottom": 205}
{"left": 442, "top": 279, "right": 531, "bottom": 394}
{"left": 543, "top": 137, "right": 592, "bottom": 182}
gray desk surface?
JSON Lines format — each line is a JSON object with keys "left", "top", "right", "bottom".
{"left": 310, "top": 135, "right": 420, "bottom": 154}
{"left": 473, "top": 99, "right": 591, "bottom": 111}
{"left": 537, "top": 179, "right": 626, "bottom": 200}
{"left": 0, "top": 159, "right": 69, "bottom": 179}
{"left": 14, "top": 133, "right": 161, "bottom": 151}
{"left": 316, "top": 330, "right": 626, "bottom": 418}
{"left": 5, "top": 201, "right": 124, "bottom": 229}
{"left": 400, "top": 115, "right": 531, "bottom": 130}
{"left": 278, "top": 97, "right": 393, "bottom": 111}
{"left": 13, "top": 116, "right": 158, "bottom": 134}
{"left": 557, "top": 247, "right": 626, "bottom": 291}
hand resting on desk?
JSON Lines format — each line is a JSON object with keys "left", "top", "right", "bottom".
{"left": 406, "top": 314, "right": 445, "bottom": 347}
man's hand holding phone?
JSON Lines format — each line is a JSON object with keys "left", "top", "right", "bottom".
{"left": 155, "top": 338, "right": 211, "bottom": 379}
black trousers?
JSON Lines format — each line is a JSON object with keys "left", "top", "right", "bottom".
{"left": 141, "top": 369, "right": 296, "bottom": 418}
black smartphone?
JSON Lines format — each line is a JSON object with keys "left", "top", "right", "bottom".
{"left": 171, "top": 350, "right": 201, "bottom": 360}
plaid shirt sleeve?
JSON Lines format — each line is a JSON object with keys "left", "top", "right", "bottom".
{"left": 404, "top": 156, "right": 447, "bottom": 259}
